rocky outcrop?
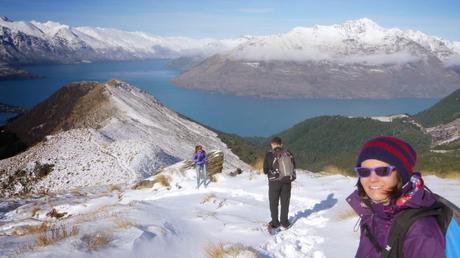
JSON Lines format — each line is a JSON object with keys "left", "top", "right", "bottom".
{"left": 179, "top": 150, "right": 224, "bottom": 176}
{"left": 426, "top": 118, "right": 460, "bottom": 146}
{"left": 132, "top": 150, "right": 225, "bottom": 190}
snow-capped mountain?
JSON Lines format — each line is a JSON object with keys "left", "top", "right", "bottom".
{"left": 1, "top": 17, "right": 460, "bottom": 65}
{"left": 0, "top": 80, "right": 249, "bottom": 197}
{"left": 227, "top": 18, "right": 460, "bottom": 65}
{"left": 173, "top": 18, "right": 460, "bottom": 99}
{"left": 0, "top": 16, "right": 246, "bottom": 64}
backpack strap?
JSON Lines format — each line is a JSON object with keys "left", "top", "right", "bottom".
{"left": 363, "top": 224, "right": 384, "bottom": 253}
{"left": 379, "top": 202, "right": 446, "bottom": 258}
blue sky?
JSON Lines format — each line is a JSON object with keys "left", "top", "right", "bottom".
{"left": 1, "top": 0, "right": 459, "bottom": 40}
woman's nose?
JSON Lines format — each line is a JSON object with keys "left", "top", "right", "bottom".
{"left": 368, "top": 171, "right": 380, "bottom": 182}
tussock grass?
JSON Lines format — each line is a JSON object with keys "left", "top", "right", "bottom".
{"left": 204, "top": 242, "right": 259, "bottom": 258}
{"left": 46, "top": 208, "right": 67, "bottom": 219}
{"left": 112, "top": 216, "right": 135, "bottom": 230}
{"left": 35, "top": 224, "right": 79, "bottom": 247}
{"left": 321, "top": 165, "right": 350, "bottom": 176}
{"left": 209, "top": 175, "right": 218, "bottom": 183}
{"left": 110, "top": 184, "right": 122, "bottom": 192}
{"left": 155, "top": 174, "right": 170, "bottom": 187}
{"left": 31, "top": 206, "right": 40, "bottom": 217}
{"left": 201, "top": 193, "right": 217, "bottom": 204}
{"left": 422, "top": 170, "right": 460, "bottom": 179}
{"left": 12, "top": 222, "right": 49, "bottom": 236}
{"left": 80, "top": 231, "right": 113, "bottom": 252}
{"left": 251, "top": 159, "right": 264, "bottom": 172}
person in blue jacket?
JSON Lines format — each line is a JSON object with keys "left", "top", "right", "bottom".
{"left": 192, "top": 145, "right": 208, "bottom": 189}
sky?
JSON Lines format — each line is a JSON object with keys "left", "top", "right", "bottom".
{"left": 1, "top": 0, "right": 459, "bottom": 40}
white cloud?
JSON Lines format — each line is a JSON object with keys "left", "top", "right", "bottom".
{"left": 336, "top": 51, "right": 421, "bottom": 65}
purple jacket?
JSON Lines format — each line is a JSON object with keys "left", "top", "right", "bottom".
{"left": 192, "top": 150, "right": 207, "bottom": 167}
{"left": 347, "top": 174, "right": 445, "bottom": 258}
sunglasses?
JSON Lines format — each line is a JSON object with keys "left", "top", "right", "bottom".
{"left": 354, "top": 166, "right": 396, "bottom": 177}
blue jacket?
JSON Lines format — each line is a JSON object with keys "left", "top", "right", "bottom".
{"left": 192, "top": 150, "right": 207, "bottom": 167}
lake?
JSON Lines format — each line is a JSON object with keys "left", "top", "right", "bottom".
{"left": 0, "top": 60, "right": 438, "bottom": 137}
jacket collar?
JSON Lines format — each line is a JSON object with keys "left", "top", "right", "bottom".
{"left": 346, "top": 173, "right": 436, "bottom": 219}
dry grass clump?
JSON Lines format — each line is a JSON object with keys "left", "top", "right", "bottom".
{"left": 200, "top": 193, "right": 226, "bottom": 208}
{"left": 31, "top": 206, "right": 40, "bottom": 217}
{"left": 204, "top": 242, "right": 259, "bottom": 258}
{"left": 251, "top": 159, "right": 264, "bottom": 172}
{"left": 112, "top": 216, "right": 135, "bottom": 230}
{"left": 35, "top": 223, "right": 79, "bottom": 247}
{"left": 132, "top": 174, "right": 170, "bottom": 190}
{"left": 422, "top": 170, "right": 460, "bottom": 179}
{"left": 155, "top": 174, "right": 170, "bottom": 187}
{"left": 110, "top": 184, "right": 122, "bottom": 192}
{"left": 201, "top": 193, "right": 217, "bottom": 204}
{"left": 321, "top": 165, "right": 349, "bottom": 175}
{"left": 79, "top": 231, "right": 113, "bottom": 252}
{"left": 11, "top": 222, "right": 49, "bottom": 236}
{"left": 209, "top": 175, "right": 218, "bottom": 183}
{"left": 46, "top": 208, "right": 68, "bottom": 219}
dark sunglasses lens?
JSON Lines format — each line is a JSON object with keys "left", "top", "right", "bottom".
{"left": 356, "top": 167, "right": 371, "bottom": 177}
{"left": 375, "top": 166, "right": 392, "bottom": 176}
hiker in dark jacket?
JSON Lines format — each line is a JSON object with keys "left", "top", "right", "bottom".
{"left": 347, "top": 136, "right": 444, "bottom": 258}
{"left": 192, "top": 145, "right": 208, "bottom": 189}
{"left": 264, "top": 137, "right": 296, "bottom": 230}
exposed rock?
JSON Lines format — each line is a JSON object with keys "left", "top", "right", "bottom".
{"left": 0, "top": 161, "right": 54, "bottom": 198}
{"left": 426, "top": 118, "right": 460, "bottom": 146}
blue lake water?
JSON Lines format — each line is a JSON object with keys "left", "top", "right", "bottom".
{"left": 0, "top": 60, "right": 438, "bottom": 137}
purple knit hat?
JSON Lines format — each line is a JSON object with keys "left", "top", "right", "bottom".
{"left": 356, "top": 136, "right": 417, "bottom": 185}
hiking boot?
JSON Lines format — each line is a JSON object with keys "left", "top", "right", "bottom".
{"left": 268, "top": 222, "right": 280, "bottom": 229}
{"left": 281, "top": 222, "right": 291, "bottom": 229}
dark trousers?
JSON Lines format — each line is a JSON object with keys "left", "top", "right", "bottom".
{"left": 268, "top": 180, "right": 291, "bottom": 227}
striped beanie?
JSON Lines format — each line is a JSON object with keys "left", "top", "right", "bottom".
{"left": 356, "top": 136, "right": 417, "bottom": 185}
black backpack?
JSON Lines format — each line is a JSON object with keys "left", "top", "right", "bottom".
{"left": 365, "top": 194, "right": 460, "bottom": 258}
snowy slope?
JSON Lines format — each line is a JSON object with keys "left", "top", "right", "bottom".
{"left": 0, "top": 80, "right": 249, "bottom": 196}
{"left": 0, "top": 167, "right": 458, "bottom": 258}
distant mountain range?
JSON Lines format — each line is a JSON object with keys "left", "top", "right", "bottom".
{"left": 0, "top": 16, "right": 246, "bottom": 64}
{"left": 1, "top": 16, "right": 460, "bottom": 98}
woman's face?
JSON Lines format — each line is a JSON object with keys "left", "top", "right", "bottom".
{"left": 359, "top": 159, "right": 399, "bottom": 203}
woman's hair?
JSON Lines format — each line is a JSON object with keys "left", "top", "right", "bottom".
{"left": 357, "top": 170, "right": 403, "bottom": 205}
{"left": 195, "top": 145, "right": 202, "bottom": 153}
{"left": 271, "top": 137, "right": 282, "bottom": 145}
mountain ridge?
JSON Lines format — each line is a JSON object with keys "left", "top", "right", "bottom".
{"left": 0, "top": 80, "right": 249, "bottom": 197}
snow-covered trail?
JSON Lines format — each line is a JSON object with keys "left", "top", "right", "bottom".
{"left": 1, "top": 170, "right": 459, "bottom": 258}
